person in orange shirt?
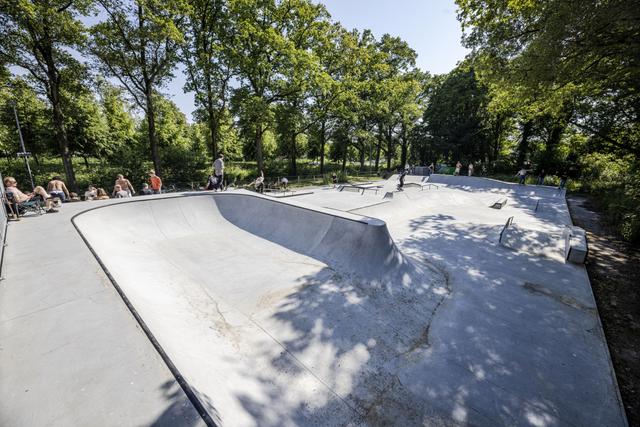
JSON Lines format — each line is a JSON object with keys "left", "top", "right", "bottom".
{"left": 149, "top": 170, "right": 162, "bottom": 194}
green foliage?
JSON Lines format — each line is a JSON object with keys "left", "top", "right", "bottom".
{"left": 579, "top": 154, "right": 640, "bottom": 242}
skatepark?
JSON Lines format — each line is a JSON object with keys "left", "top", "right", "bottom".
{"left": 0, "top": 174, "right": 627, "bottom": 426}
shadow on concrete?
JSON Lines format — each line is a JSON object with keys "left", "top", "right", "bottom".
{"left": 223, "top": 214, "right": 620, "bottom": 426}
{"left": 150, "top": 380, "right": 220, "bottom": 427}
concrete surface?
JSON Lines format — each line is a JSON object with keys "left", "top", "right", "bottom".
{"left": 0, "top": 199, "right": 204, "bottom": 427}
{"left": 0, "top": 175, "right": 627, "bottom": 426}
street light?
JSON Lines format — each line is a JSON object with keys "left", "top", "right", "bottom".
{"left": 11, "top": 100, "right": 35, "bottom": 191}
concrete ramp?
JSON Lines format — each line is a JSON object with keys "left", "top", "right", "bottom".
{"left": 213, "top": 192, "right": 403, "bottom": 277}
{"left": 73, "top": 192, "right": 447, "bottom": 425}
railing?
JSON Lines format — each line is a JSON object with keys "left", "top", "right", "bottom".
{"left": 0, "top": 173, "right": 8, "bottom": 278}
{"left": 499, "top": 216, "right": 514, "bottom": 245}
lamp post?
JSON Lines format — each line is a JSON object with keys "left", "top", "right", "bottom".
{"left": 11, "top": 101, "right": 35, "bottom": 191}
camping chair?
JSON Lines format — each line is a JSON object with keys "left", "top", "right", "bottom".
{"left": 5, "top": 191, "right": 45, "bottom": 217}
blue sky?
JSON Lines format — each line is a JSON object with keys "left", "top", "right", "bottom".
{"left": 170, "top": 0, "right": 468, "bottom": 121}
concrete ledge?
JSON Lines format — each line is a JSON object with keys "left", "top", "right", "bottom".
{"left": 564, "top": 226, "right": 588, "bottom": 264}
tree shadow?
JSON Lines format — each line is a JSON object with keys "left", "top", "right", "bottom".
{"left": 223, "top": 213, "right": 623, "bottom": 426}
{"left": 150, "top": 380, "right": 220, "bottom": 427}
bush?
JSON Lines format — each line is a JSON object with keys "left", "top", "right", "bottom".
{"left": 579, "top": 153, "right": 640, "bottom": 242}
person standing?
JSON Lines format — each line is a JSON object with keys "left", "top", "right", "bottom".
{"left": 468, "top": 163, "right": 474, "bottom": 177}
{"left": 559, "top": 172, "right": 568, "bottom": 190}
{"left": 516, "top": 167, "right": 528, "bottom": 185}
{"left": 213, "top": 153, "right": 224, "bottom": 191}
{"left": 428, "top": 163, "right": 435, "bottom": 175}
{"left": 398, "top": 168, "right": 407, "bottom": 190}
{"left": 149, "top": 170, "right": 162, "bottom": 194}
{"left": 114, "top": 174, "right": 135, "bottom": 197}
{"left": 537, "top": 169, "right": 546, "bottom": 185}
{"left": 455, "top": 161, "right": 462, "bottom": 176}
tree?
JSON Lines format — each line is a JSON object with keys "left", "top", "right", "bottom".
{"left": 456, "top": 0, "right": 640, "bottom": 157}
{"left": 0, "top": 0, "right": 93, "bottom": 190}
{"left": 225, "top": 0, "right": 328, "bottom": 172}
{"left": 0, "top": 72, "right": 54, "bottom": 162}
{"left": 90, "top": 0, "right": 186, "bottom": 176}
{"left": 182, "top": 0, "right": 232, "bottom": 160}
{"left": 420, "top": 66, "right": 489, "bottom": 163}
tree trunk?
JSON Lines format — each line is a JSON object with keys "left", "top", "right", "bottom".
{"left": 543, "top": 121, "right": 565, "bottom": 168}
{"left": 400, "top": 123, "right": 408, "bottom": 168}
{"left": 83, "top": 156, "right": 90, "bottom": 168}
{"left": 319, "top": 120, "right": 326, "bottom": 174}
{"left": 51, "top": 90, "right": 77, "bottom": 191}
{"left": 516, "top": 120, "right": 533, "bottom": 167}
{"left": 290, "top": 133, "right": 297, "bottom": 176}
{"left": 386, "top": 127, "right": 393, "bottom": 170}
{"left": 341, "top": 149, "right": 347, "bottom": 173}
{"left": 255, "top": 123, "right": 264, "bottom": 173}
{"left": 207, "top": 104, "right": 218, "bottom": 159}
{"left": 145, "top": 90, "right": 161, "bottom": 176}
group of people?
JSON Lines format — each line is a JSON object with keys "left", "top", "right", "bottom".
{"left": 516, "top": 167, "right": 568, "bottom": 189}
{"left": 84, "top": 170, "right": 163, "bottom": 200}
{"left": 2, "top": 169, "right": 166, "bottom": 216}
{"left": 454, "top": 161, "right": 475, "bottom": 177}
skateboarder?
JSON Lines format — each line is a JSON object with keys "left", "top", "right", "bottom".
{"left": 397, "top": 169, "right": 407, "bottom": 191}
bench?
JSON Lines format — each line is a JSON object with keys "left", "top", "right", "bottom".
{"left": 338, "top": 184, "right": 380, "bottom": 195}
{"left": 404, "top": 182, "right": 439, "bottom": 190}
{"left": 564, "top": 226, "right": 588, "bottom": 264}
{"left": 490, "top": 198, "right": 508, "bottom": 209}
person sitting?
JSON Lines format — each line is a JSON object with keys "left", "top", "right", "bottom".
{"left": 96, "top": 188, "right": 110, "bottom": 200}
{"left": 280, "top": 176, "right": 289, "bottom": 190}
{"left": 248, "top": 170, "right": 265, "bottom": 193}
{"left": 205, "top": 174, "right": 218, "bottom": 191}
{"left": 47, "top": 176, "right": 70, "bottom": 202}
{"left": 113, "top": 184, "right": 131, "bottom": 198}
{"left": 85, "top": 185, "right": 97, "bottom": 200}
{"left": 68, "top": 192, "right": 80, "bottom": 201}
{"left": 3, "top": 176, "right": 58, "bottom": 213}
{"left": 138, "top": 183, "right": 154, "bottom": 196}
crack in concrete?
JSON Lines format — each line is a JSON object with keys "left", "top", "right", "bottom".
{"left": 523, "top": 282, "right": 596, "bottom": 312}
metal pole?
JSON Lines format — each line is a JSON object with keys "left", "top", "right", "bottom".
{"left": 12, "top": 102, "right": 35, "bottom": 191}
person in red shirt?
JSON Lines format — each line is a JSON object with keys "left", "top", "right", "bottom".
{"left": 149, "top": 170, "right": 162, "bottom": 194}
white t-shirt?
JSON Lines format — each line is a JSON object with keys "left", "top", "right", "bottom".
{"left": 213, "top": 158, "right": 224, "bottom": 175}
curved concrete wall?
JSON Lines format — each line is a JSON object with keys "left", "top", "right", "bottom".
{"left": 74, "top": 191, "right": 403, "bottom": 279}
{"left": 213, "top": 192, "right": 403, "bottom": 277}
